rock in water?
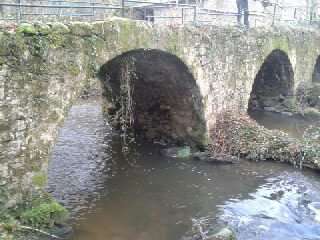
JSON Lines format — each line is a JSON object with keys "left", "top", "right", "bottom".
{"left": 161, "top": 146, "right": 191, "bottom": 158}
{"left": 308, "top": 202, "right": 320, "bottom": 223}
{"left": 207, "top": 227, "right": 236, "bottom": 240}
{"left": 192, "top": 151, "right": 211, "bottom": 161}
{"left": 193, "top": 151, "right": 239, "bottom": 164}
{"left": 206, "top": 153, "right": 239, "bottom": 164}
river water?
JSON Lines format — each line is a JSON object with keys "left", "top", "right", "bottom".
{"left": 47, "top": 98, "right": 320, "bottom": 240}
{"left": 249, "top": 110, "right": 319, "bottom": 139}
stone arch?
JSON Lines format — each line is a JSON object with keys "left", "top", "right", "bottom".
{"left": 295, "top": 55, "right": 320, "bottom": 112}
{"left": 98, "top": 49, "right": 206, "bottom": 147}
{"left": 248, "top": 49, "right": 295, "bottom": 113}
{"left": 312, "top": 55, "right": 320, "bottom": 83}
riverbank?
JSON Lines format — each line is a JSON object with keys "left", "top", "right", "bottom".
{"left": 210, "top": 111, "right": 320, "bottom": 170}
{"left": 0, "top": 189, "right": 68, "bottom": 240}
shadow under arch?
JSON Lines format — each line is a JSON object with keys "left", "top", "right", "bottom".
{"left": 248, "top": 49, "right": 294, "bottom": 113}
{"left": 295, "top": 55, "right": 320, "bottom": 112}
{"left": 312, "top": 55, "right": 320, "bottom": 83}
{"left": 98, "top": 49, "right": 206, "bottom": 147}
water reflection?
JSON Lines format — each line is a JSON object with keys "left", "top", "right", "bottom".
{"left": 249, "top": 110, "right": 319, "bottom": 138}
{"left": 220, "top": 172, "right": 320, "bottom": 240}
{"left": 47, "top": 98, "right": 320, "bottom": 240}
{"left": 47, "top": 98, "right": 113, "bottom": 219}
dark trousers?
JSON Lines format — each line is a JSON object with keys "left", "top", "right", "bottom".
{"left": 237, "top": 0, "right": 249, "bottom": 27}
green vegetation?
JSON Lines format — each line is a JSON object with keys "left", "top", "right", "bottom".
{"left": 31, "top": 173, "right": 47, "bottom": 189}
{"left": 271, "top": 37, "right": 290, "bottom": 54}
{"left": 16, "top": 23, "right": 37, "bottom": 35}
{"left": 210, "top": 111, "right": 320, "bottom": 170}
{"left": 0, "top": 189, "right": 68, "bottom": 240}
{"left": 21, "top": 201, "right": 67, "bottom": 228}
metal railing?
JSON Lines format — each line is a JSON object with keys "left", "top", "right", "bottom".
{"left": 0, "top": 0, "right": 319, "bottom": 27}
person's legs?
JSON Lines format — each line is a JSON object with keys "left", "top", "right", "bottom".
{"left": 236, "top": 0, "right": 242, "bottom": 25}
{"left": 243, "top": 0, "right": 249, "bottom": 27}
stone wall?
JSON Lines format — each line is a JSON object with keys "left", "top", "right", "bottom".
{"left": 1, "top": 19, "right": 320, "bottom": 199}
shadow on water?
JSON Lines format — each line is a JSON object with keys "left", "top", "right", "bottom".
{"left": 221, "top": 172, "right": 320, "bottom": 240}
{"left": 47, "top": 98, "right": 320, "bottom": 240}
{"left": 248, "top": 110, "right": 319, "bottom": 139}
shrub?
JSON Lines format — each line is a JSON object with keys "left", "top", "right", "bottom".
{"left": 21, "top": 201, "right": 68, "bottom": 228}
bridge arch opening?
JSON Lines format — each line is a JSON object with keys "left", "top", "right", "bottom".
{"left": 248, "top": 49, "right": 294, "bottom": 113}
{"left": 296, "top": 55, "right": 320, "bottom": 111}
{"left": 312, "top": 56, "right": 320, "bottom": 83}
{"left": 98, "top": 49, "right": 206, "bottom": 147}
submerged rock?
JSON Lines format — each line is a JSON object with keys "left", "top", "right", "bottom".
{"left": 192, "top": 151, "right": 211, "bottom": 161}
{"left": 161, "top": 146, "right": 191, "bottom": 158}
{"left": 206, "top": 153, "right": 239, "bottom": 164}
{"left": 207, "top": 227, "right": 236, "bottom": 240}
{"left": 263, "top": 106, "right": 280, "bottom": 113}
{"left": 308, "top": 202, "right": 320, "bottom": 223}
{"left": 303, "top": 107, "right": 320, "bottom": 119}
{"left": 192, "top": 151, "right": 239, "bottom": 164}
{"left": 51, "top": 224, "right": 73, "bottom": 238}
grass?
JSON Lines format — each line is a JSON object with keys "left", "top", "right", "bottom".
{"left": 0, "top": 190, "right": 68, "bottom": 240}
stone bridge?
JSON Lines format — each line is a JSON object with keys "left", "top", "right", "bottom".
{"left": 1, "top": 19, "right": 320, "bottom": 196}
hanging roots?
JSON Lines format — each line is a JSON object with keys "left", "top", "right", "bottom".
{"left": 118, "top": 56, "right": 137, "bottom": 152}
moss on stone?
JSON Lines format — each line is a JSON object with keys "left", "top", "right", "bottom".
{"left": 49, "top": 22, "right": 70, "bottom": 34}
{"left": 0, "top": 32, "right": 9, "bottom": 56}
{"left": 0, "top": 33, "right": 27, "bottom": 60}
{"left": 165, "top": 30, "right": 182, "bottom": 56}
{"left": 271, "top": 37, "right": 290, "bottom": 53}
{"left": 69, "top": 22, "right": 93, "bottom": 37}
{"left": 27, "top": 36, "right": 50, "bottom": 58}
{"left": 118, "top": 20, "right": 138, "bottom": 51}
{"left": 31, "top": 173, "right": 47, "bottom": 188}
{"left": 33, "top": 23, "right": 51, "bottom": 36}
{"left": 16, "top": 23, "right": 37, "bottom": 35}
{"left": 42, "top": 23, "right": 72, "bottom": 49}
{"left": 67, "top": 62, "right": 81, "bottom": 76}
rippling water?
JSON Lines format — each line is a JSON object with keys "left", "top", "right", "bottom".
{"left": 220, "top": 172, "right": 320, "bottom": 240}
{"left": 249, "top": 110, "right": 319, "bottom": 138}
{"left": 47, "top": 98, "right": 320, "bottom": 240}
{"left": 47, "top": 97, "right": 113, "bottom": 219}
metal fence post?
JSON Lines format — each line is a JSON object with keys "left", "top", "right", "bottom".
{"left": 181, "top": 8, "right": 184, "bottom": 24}
{"left": 121, "top": 0, "right": 125, "bottom": 17}
{"left": 144, "top": 7, "right": 147, "bottom": 21}
{"left": 16, "top": 0, "right": 21, "bottom": 23}
{"left": 193, "top": 5, "right": 197, "bottom": 23}
{"left": 91, "top": 0, "right": 95, "bottom": 19}
{"left": 272, "top": 2, "right": 277, "bottom": 26}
